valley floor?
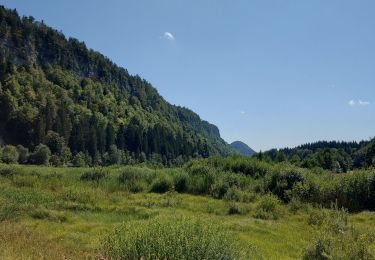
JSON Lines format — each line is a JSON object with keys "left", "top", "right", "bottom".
{"left": 0, "top": 164, "right": 374, "bottom": 259}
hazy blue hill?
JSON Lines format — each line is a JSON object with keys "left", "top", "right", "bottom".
{"left": 230, "top": 141, "right": 256, "bottom": 156}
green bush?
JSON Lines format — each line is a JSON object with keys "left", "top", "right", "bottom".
{"left": 265, "top": 164, "right": 305, "bottom": 202}
{"left": 1, "top": 145, "right": 19, "bottom": 164}
{"left": 223, "top": 187, "right": 257, "bottom": 203}
{"left": 0, "top": 166, "right": 18, "bottom": 177}
{"left": 184, "top": 164, "right": 218, "bottom": 194}
{"left": 16, "top": 145, "right": 29, "bottom": 164}
{"left": 223, "top": 187, "right": 242, "bottom": 201}
{"left": 72, "top": 152, "right": 86, "bottom": 167}
{"left": 228, "top": 201, "right": 242, "bottom": 215}
{"left": 200, "top": 156, "right": 271, "bottom": 178}
{"left": 30, "top": 144, "right": 51, "bottom": 165}
{"left": 29, "top": 207, "right": 68, "bottom": 222}
{"left": 118, "top": 168, "right": 139, "bottom": 184}
{"left": 308, "top": 204, "right": 348, "bottom": 234}
{"left": 253, "top": 194, "right": 281, "bottom": 220}
{"left": 173, "top": 170, "right": 190, "bottom": 193}
{"left": 50, "top": 154, "right": 63, "bottom": 166}
{"left": 304, "top": 230, "right": 373, "bottom": 260}
{"left": 0, "top": 203, "right": 26, "bottom": 221}
{"left": 288, "top": 197, "right": 307, "bottom": 213}
{"left": 210, "top": 179, "right": 230, "bottom": 199}
{"left": 150, "top": 175, "right": 173, "bottom": 193}
{"left": 304, "top": 205, "right": 373, "bottom": 259}
{"left": 80, "top": 168, "right": 107, "bottom": 182}
{"left": 102, "top": 217, "right": 245, "bottom": 259}
{"left": 117, "top": 167, "right": 150, "bottom": 192}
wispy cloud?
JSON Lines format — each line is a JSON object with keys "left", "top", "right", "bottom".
{"left": 239, "top": 110, "right": 246, "bottom": 115}
{"left": 358, "top": 100, "right": 370, "bottom": 106}
{"left": 348, "top": 99, "right": 371, "bottom": 107}
{"left": 163, "top": 32, "right": 175, "bottom": 41}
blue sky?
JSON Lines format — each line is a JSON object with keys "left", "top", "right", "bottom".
{"left": 1, "top": 0, "right": 374, "bottom": 151}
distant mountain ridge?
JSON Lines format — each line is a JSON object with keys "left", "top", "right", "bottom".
{"left": 230, "top": 141, "right": 256, "bottom": 156}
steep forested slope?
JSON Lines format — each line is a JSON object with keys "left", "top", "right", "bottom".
{"left": 0, "top": 6, "right": 233, "bottom": 166}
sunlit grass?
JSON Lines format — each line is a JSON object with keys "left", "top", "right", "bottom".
{"left": 0, "top": 163, "right": 374, "bottom": 259}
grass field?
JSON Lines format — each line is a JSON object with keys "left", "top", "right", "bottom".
{"left": 0, "top": 163, "right": 374, "bottom": 259}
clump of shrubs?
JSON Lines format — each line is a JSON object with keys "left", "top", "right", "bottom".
{"left": 1, "top": 145, "right": 19, "bottom": 164}
{"left": 224, "top": 187, "right": 257, "bottom": 203}
{"left": 304, "top": 204, "right": 373, "bottom": 259}
{"left": 173, "top": 170, "right": 189, "bottom": 193}
{"left": 253, "top": 193, "right": 282, "bottom": 220}
{"left": 185, "top": 165, "right": 216, "bottom": 194}
{"left": 80, "top": 168, "right": 107, "bottom": 182}
{"left": 210, "top": 179, "right": 230, "bottom": 199}
{"left": 150, "top": 175, "right": 173, "bottom": 193}
{"left": 307, "top": 204, "right": 348, "bottom": 234}
{"left": 102, "top": 216, "right": 246, "bottom": 259}
{"left": 228, "top": 201, "right": 244, "bottom": 215}
{"left": 16, "top": 145, "right": 29, "bottom": 164}
{"left": 117, "top": 167, "right": 150, "bottom": 193}
{"left": 29, "top": 207, "right": 68, "bottom": 223}
{"left": 72, "top": 152, "right": 87, "bottom": 167}
{"left": 288, "top": 197, "right": 308, "bottom": 213}
{"left": 0, "top": 166, "right": 18, "bottom": 177}
{"left": 29, "top": 144, "right": 51, "bottom": 165}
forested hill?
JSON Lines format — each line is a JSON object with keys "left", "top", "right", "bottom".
{"left": 230, "top": 141, "right": 256, "bottom": 157}
{"left": 263, "top": 139, "right": 375, "bottom": 172}
{"left": 0, "top": 6, "right": 233, "bottom": 166}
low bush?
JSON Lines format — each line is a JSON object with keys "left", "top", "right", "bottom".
{"left": 0, "top": 166, "right": 18, "bottom": 177}
{"left": 308, "top": 204, "right": 348, "bottom": 233}
{"left": 29, "top": 144, "right": 51, "bottom": 165}
{"left": 150, "top": 175, "right": 173, "bottom": 193}
{"left": 253, "top": 194, "right": 281, "bottom": 220}
{"left": 228, "top": 201, "right": 242, "bottom": 215}
{"left": 184, "top": 163, "right": 219, "bottom": 194}
{"left": 304, "top": 205, "right": 373, "bottom": 259}
{"left": 288, "top": 197, "right": 308, "bottom": 213}
{"left": 224, "top": 187, "right": 257, "bottom": 203}
{"left": 29, "top": 207, "right": 68, "bottom": 222}
{"left": 210, "top": 179, "right": 230, "bottom": 199}
{"left": 102, "top": 216, "right": 246, "bottom": 259}
{"left": 12, "top": 175, "right": 38, "bottom": 188}
{"left": 58, "top": 189, "right": 95, "bottom": 205}
{"left": 50, "top": 155, "right": 63, "bottom": 167}
{"left": 118, "top": 167, "right": 150, "bottom": 192}
{"left": 173, "top": 170, "right": 189, "bottom": 193}
{"left": 264, "top": 164, "right": 305, "bottom": 202}
{"left": 1, "top": 145, "right": 19, "bottom": 164}
{"left": 16, "top": 145, "right": 29, "bottom": 164}
{"left": 80, "top": 168, "right": 107, "bottom": 182}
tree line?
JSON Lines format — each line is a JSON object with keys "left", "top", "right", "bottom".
{"left": 262, "top": 139, "right": 375, "bottom": 172}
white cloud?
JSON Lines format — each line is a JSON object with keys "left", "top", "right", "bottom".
{"left": 358, "top": 100, "right": 370, "bottom": 106}
{"left": 163, "top": 32, "right": 175, "bottom": 41}
{"left": 239, "top": 110, "right": 246, "bottom": 115}
{"left": 348, "top": 99, "right": 371, "bottom": 107}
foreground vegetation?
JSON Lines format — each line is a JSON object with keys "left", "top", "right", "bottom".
{"left": 1, "top": 157, "right": 375, "bottom": 259}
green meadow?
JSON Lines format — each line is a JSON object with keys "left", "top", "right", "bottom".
{"left": 1, "top": 159, "right": 375, "bottom": 259}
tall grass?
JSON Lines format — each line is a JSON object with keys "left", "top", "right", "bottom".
{"left": 304, "top": 204, "right": 374, "bottom": 259}
{"left": 102, "top": 216, "right": 249, "bottom": 259}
